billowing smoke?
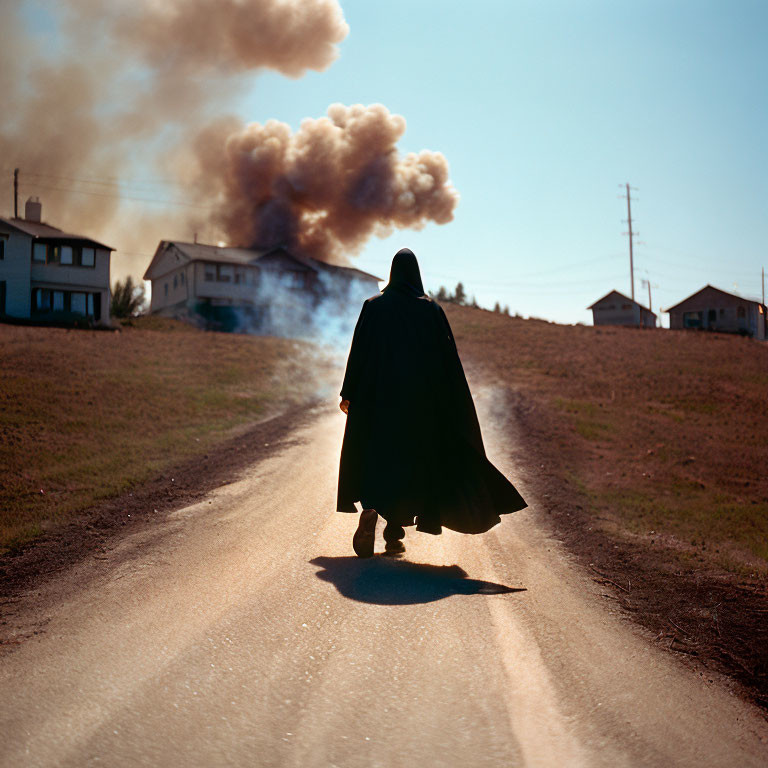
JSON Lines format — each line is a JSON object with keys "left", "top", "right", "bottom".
{"left": 2, "top": 1, "right": 457, "bottom": 279}
{"left": 192, "top": 104, "right": 459, "bottom": 262}
{"left": 0, "top": 0, "right": 348, "bottom": 273}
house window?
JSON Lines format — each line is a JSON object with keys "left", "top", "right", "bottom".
{"left": 621, "top": 303, "right": 632, "bottom": 310}
{"left": 48, "top": 245, "right": 61, "bottom": 264}
{"left": 607, "top": 304, "right": 616, "bottom": 310}
{"left": 217, "top": 264, "right": 234, "bottom": 282}
{"left": 204, "top": 264, "right": 215, "bottom": 281}
{"left": 0, "top": 238, "right": 5, "bottom": 260}
{"left": 61, "top": 246, "right": 73, "bottom": 265}
{"left": 173, "top": 275, "right": 178, "bottom": 289}
{"left": 71, "top": 293, "right": 86, "bottom": 314}
{"left": 180, "top": 272, "right": 185, "bottom": 285}
{"left": 708, "top": 309, "right": 716, "bottom": 322}
{"left": 683, "top": 311, "right": 701, "bottom": 328}
{"left": 164, "top": 282, "right": 168, "bottom": 297}
{"left": 81, "top": 247, "right": 95, "bottom": 267}
{"left": 53, "top": 291, "right": 65, "bottom": 311}
{"left": 33, "top": 243, "right": 47, "bottom": 262}
{"left": 34, "top": 288, "right": 52, "bottom": 311}
{"left": 87, "top": 293, "right": 95, "bottom": 316}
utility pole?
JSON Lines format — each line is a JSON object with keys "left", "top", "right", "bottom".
{"left": 762, "top": 266, "right": 765, "bottom": 305}
{"left": 13, "top": 168, "right": 19, "bottom": 219}
{"left": 620, "top": 183, "right": 639, "bottom": 301}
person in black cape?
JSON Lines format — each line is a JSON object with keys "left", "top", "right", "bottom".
{"left": 337, "top": 248, "right": 527, "bottom": 558}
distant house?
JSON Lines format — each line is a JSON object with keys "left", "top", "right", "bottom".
{"left": 142, "top": 240, "right": 381, "bottom": 333}
{"left": 588, "top": 290, "right": 657, "bottom": 328}
{"left": 665, "top": 285, "right": 767, "bottom": 340}
{"left": 0, "top": 198, "right": 113, "bottom": 325}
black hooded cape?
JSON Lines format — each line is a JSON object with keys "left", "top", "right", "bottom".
{"left": 336, "top": 248, "right": 526, "bottom": 534}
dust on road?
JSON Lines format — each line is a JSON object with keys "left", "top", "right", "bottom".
{"left": 1, "top": 399, "right": 766, "bottom": 767}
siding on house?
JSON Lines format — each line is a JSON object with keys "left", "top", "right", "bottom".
{"left": 0, "top": 226, "right": 33, "bottom": 317}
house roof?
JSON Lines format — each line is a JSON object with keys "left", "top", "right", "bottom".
{"left": 143, "top": 240, "right": 382, "bottom": 282}
{"left": 587, "top": 289, "right": 655, "bottom": 315}
{"left": 664, "top": 284, "right": 766, "bottom": 313}
{"left": 0, "top": 216, "right": 113, "bottom": 250}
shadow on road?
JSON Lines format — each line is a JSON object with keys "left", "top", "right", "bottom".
{"left": 310, "top": 556, "right": 526, "bottom": 605}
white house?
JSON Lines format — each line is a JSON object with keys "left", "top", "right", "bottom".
{"left": 143, "top": 240, "right": 381, "bottom": 334}
{"left": 0, "top": 198, "right": 113, "bottom": 325}
{"left": 588, "top": 289, "right": 657, "bottom": 328}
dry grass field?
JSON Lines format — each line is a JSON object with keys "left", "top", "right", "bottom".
{"left": 0, "top": 318, "right": 321, "bottom": 552}
{"left": 446, "top": 304, "right": 768, "bottom": 579}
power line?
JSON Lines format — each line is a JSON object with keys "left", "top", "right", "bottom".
{"left": 23, "top": 182, "right": 214, "bottom": 210}
{"left": 22, "top": 170, "right": 180, "bottom": 188}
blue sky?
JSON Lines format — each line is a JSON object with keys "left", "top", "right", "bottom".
{"left": 237, "top": 0, "right": 767, "bottom": 325}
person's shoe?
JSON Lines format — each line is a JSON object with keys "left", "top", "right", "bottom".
{"left": 353, "top": 509, "right": 377, "bottom": 558}
{"left": 382, "top": 539, "right": 405, "bottom": 557}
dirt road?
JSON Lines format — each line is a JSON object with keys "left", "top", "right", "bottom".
{"left": 1, "top": 396, "right": 767, "bottom": 768}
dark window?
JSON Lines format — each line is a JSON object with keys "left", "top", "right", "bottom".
{"left": 81, "top": 247, "right": 95, "bottom": 267}
{"left": 173, "top": 275, "right": 178, "bottom": 289}
{"left": 621, "top": 303, "right": 632, "bottom": 310}
{"left": 33, "top": 243, "right": 47, "bottom": 263}
{"left": 204, "top": 264, "right": 215, "bottom": 281}
{"left": 33, "top": 288, "right": 52, "bottom": 312}
{"left": 61, "top": 245, "right": 73, "bottom": 265}
{"left": 71, "top": 293, "right": 86, "bottom": 314}
{"left": 683, "top": 311, "right": 702, "bottom": 328}
{"left": 217, "top": 264, "right": 234, "bottom": 282}
{"left": 0, "top": 281, "right": 5, "bottom": 314}
{"left": 164, "top": 282, "right": 168, "bottom": 297}
{"left": 708, "top": 309, "right": 716, "bottom": 322}
{"left": 180, "top": 272, "right": 185, "bottom": 285}
{"left": 0, "top": 238, "right": 5, "bottom": 260}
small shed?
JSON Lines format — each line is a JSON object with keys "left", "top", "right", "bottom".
{"left": 665, "top": 285, "right": 766, "bottom": 340}
{"left": 588, "top": 290, "right": 656, "bottom": 328}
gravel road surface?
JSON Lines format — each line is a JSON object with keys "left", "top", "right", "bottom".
{"left": 1, "top": 400, "right": 766, "bottom": 767}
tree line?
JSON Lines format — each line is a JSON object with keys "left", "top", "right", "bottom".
{"left": 430, "top": 282, "right": 510, "bottom": 315}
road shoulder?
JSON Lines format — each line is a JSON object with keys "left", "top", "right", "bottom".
{"left": 0, "top": 403, "right": 322, "bottom": 652}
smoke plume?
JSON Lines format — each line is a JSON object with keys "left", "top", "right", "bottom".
{"left": 193, "top": 104, "right": 459, "bottom": 261}
{"left": 1, "top": 1, "right": 457, "bottom": 275}
{"left": 0, "top": 0, "right": 348, "bottom": 272}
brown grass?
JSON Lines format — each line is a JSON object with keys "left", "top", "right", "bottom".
{"left": 0, "top": 318, "right": 318, "bottom": 551}
{"left": 446, "top": 305, "right": 768, "bottom": 579}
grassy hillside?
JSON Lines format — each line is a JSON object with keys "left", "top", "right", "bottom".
{"left": 445, "top": 304, "right": 768, "bottom": 579}
{"left": 0, "top": 318, "right": 322, "bottom": 551}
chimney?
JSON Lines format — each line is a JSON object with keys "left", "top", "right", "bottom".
{"left": 25, "top": 196, "right": 42, "bottom": 222}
